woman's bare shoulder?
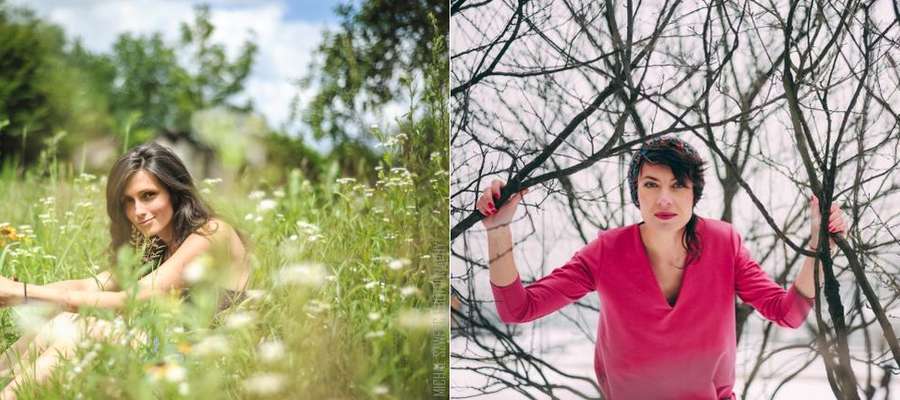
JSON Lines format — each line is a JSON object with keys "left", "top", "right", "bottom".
{"left": 196, "top": 217, "right": 223, "bottom": 232}
{"left": 192, "top": 217, "right": 232, "bottom": 242}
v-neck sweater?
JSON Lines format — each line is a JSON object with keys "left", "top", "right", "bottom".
{"left": 491, "top": 218, "right": 814, "bottom": 400}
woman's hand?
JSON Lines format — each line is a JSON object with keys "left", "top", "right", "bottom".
{"left": 809, "top": 196, "right": 846, "bottom": 250}
{"left": 0, "top": 276, "right": 24, "bottom": 307}
{"left": 476, "top": 179, "right": 528, "bottom": 230}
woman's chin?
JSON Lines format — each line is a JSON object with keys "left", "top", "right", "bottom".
{"left": 646, "top": 218, "right": 688, "bottom": 232}
{"left": 139, "top": 225, "right": 155, "bottom": 237}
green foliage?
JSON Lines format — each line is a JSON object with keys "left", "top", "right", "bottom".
{"left": 109, "top": 32, "right": 185, "bottom": 140}
{"left": 0, "top": 4, "right": 107, "bottom": 169}
{"left": 261, "top": 132, "right": 327, "bottom": 184}
{"left": 0, "top": 3, "right": 259, "bottom": 172}
{"left": 109, "top": 5, "right": 257, "bottom": 137}
{"left": 298, "top": 0, "right": 448, "bottom": 144}
{"left": 178, "top": 5, "right": 256, "bottom": 112}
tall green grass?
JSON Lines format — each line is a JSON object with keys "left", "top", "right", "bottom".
{"left": 0, "top": 128, "right": 447, "bottom": 398}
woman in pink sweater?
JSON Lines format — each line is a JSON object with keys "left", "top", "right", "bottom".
{"left": 475, "top": 136, "right": 846, "bottom": 399}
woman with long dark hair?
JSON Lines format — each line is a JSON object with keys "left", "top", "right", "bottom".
{"left": 0, "top": 142, "right": 250, "bottom": 399}
{"left": 475, "top": 136, "right": 846, "bottom": 399}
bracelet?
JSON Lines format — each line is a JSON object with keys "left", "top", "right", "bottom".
{"left": 23, "top": 282, "right": 27, "bottom": 303}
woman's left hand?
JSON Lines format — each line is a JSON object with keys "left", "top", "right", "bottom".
{"left": 810, "top": 196, "right": 847, "bottom": 250}
{"left": 0, "top": 276, "right": 24, "bottom": 307}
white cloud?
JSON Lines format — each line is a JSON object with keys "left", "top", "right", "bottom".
{"left": 11, "top": 0, "right": 332, "bottom": 129}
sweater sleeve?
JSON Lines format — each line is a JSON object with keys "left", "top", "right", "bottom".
{"left": 732, "top": 229, "right": 814, "bottom": 328}
{"left": 491, "top": 236, "right": 600, "bottom": 324}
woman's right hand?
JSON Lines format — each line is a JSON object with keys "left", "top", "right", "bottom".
{"left": 476, "top": 179, "right": 528, "bottom": 229}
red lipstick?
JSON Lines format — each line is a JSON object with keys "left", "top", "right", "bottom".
{"left": 655, "top": 212, "right": 676, "bottom": 220}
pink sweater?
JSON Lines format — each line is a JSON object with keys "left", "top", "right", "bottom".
{"left": 491, "top": 218, "right": 814, "bottom": 399}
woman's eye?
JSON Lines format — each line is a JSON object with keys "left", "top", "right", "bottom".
{"left": 673, "top": 183, "right": 686, "bottom": 189}
{"left": 643, "top": 182, "right": 657, "bottom": 188}
{"left": 142, "top": 192, "right": 156, "bottom": 200}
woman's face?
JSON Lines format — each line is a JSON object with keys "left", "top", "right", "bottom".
{"left": 123, "top": 170, "right": 174, "bottom": 243}
{"left": 637, "top": 162, "right": 694, "bottom": 233}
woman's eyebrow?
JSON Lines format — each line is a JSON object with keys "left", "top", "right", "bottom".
{"left": 641, "top": 175, "right": 682, "bottom": 184}
{"left": 123, "top": 189, "right": 156, "bottom": 199}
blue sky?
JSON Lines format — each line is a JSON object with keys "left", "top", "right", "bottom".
{"left": 211, "top": 0, "right": 351, "bottom": 22}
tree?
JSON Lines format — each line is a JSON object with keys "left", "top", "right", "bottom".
{"left": 0, "top": 3, "right": 258, "bottom": 169}
{"left": 108, "top": 5, "right": 257, "bottom": 142}
{"left": 451, "top": 1, "right": 900, "bottom": 398}
{"left": 0, "top": 2, "right": 107, "bottom": 168}
{"left": 297, "top": 0, "right": 448, "bottom": 147}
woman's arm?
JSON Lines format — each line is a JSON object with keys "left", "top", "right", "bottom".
{"left": 0, "top": 230, "right": 219, "bottom": 311}
{"left": 476, "top": 180, "right": 597, "bottom": 324}
{"left": 40, "top": 271, "right": 119, "bottom": 292}
{"left": 477, "top": 180, "right": 528, "bottom": 286}
{"left": 792, "top": 197, "right": 846, "bottom": 298}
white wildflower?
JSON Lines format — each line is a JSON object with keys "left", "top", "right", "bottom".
{"left": 11, "top": 303, "right": 55, "bottom": 335}
{"left": 372, "top": 385, "right": 389, "bottom": 395}
{"left": 388, "top": 258, "right": 411, "bottom": 270}
{"left": 225, "top": 311, "right": 256, "bottom": 330}
{"left": 243, "top": 373, "right": 286, "bottom": 396}
{"left": 296, "top": 220, "right": 321, "bottom": 235}
{"left": 273, "top": 188, "right": 285, "bottom": 198}
{"left": 257, "top": 199, "right": 278, "bottom": 213}
{"left": 193, "top": 335, "right": 230, "bottom": 356}
{"left": 367, "top": 312, "right": 381, "bottom": 321}
{"left": 257, "top": 340, "right": 285, "bottom": 363}
{"left": 182, "top": 255, "right": 211, "bottom": 284}
{"left": 336, "top": 177, "right": 356, "bottom": 185}
{"left": 400, "top": 286, "right": 420, "bottom": 297}
{"left": 77, "top": 173, "right": 97, "bottom": 182}
{"left": 304, "top": 300, "right": 331, "bottom": 314}
{"left": 276, "top": 263, "right": 329, "bottom": 287}
{"left": 248, "top": 190, "right": 266, "bottom": 200}
{"left": 245, "top": 289, "right": 267, "bottom": 302}
{"left": 364, "top": 330, "right": 385, "bottom": 339}
{"left": 164, "top": 364, "right": 186, "bottom": 383}
{"left": 397, "top": 307, "right": 448, "bottom": 331}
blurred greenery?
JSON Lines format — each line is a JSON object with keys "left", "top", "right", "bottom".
{"left": 0, "top": 1, "right": 448, "bottom": 188}
{"left": 297, "top": 0, "right": 448, "bottom": 171}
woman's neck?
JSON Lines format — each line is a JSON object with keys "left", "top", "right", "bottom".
{"left": 157, "top": 225, "right": 174, "bottom": 247}
{"left": 639, "top": 223, "right": 685, "bottom": 257}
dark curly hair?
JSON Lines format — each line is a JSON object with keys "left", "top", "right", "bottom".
{"left": 627, "top": 136, "right": 706, "bottom": 266}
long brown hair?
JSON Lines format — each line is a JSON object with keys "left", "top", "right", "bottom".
{"left": 105, "top": 142, "right": 216, "bottom": 270}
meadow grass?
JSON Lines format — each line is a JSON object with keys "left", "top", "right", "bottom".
{"left": 0, "top": 129, "right": 449, "bottom": 399}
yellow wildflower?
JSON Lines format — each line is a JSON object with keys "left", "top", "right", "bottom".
{"left": 0, "top": 224, "right": 17, "bottom": 241}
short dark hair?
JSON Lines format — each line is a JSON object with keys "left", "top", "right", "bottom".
{"left": 628, "top": 136, "right": 706, "bottom": 207}
{"left": 627, "top": 136, "right": 707, "bottom": 266}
